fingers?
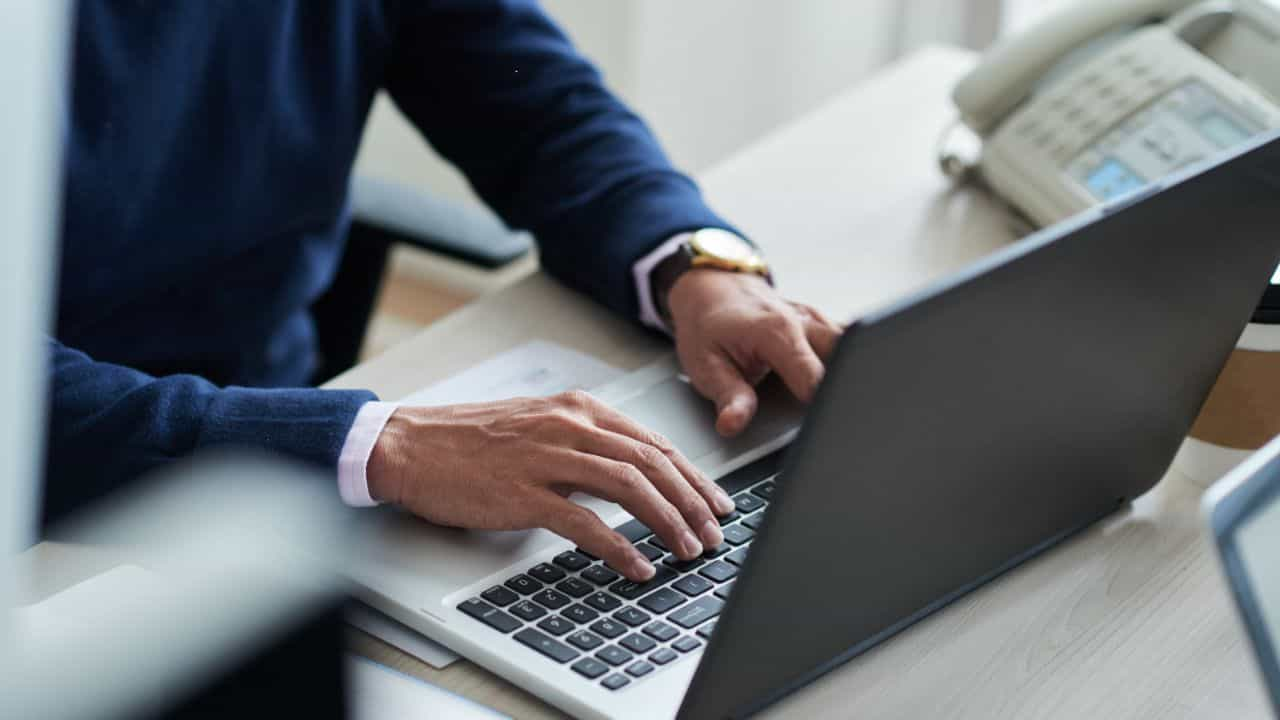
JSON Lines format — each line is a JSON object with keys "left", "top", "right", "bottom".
{"left": 584, "top": 398, "right": 737, "bottom": 518}
{"left": 793, "top": 303, "right": 842, "bottom": 361}
{"left": 685, "top": 350, "right": 760, "bottom": 437}
{"left": 568, "top": 433, "right": 723, "bottom": 556}
{"left": 538, "top": 495, "right": 654, "bottom": 581}
{"left": 757, "top": 316, "right": 826, "bottom": 404}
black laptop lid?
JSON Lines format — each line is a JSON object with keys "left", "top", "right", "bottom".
{"left": 680, "top": 133, "right": 1280, "bottom": 719}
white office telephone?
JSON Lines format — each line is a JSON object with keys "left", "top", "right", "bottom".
{"left": 946, "top": 0, "right": 1280, "bottom": 228}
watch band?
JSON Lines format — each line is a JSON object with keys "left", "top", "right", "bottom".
{"left": 648, "top": 232, "right": 770, "bottom": 325}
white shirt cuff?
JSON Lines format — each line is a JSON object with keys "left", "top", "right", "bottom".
{"left": 337, "top": 400, "right": 398, "bottom": 507}
{"left": 632, "top": 233, "right": 692, "bottom": 334}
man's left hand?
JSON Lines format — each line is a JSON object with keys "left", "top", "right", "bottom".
{"left": 666, "top": 270, "right": 844, "bottom": 437}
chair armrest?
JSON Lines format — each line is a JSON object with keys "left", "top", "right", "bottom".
{"left": 349, "top": 175, "right": 532, "bottom": 269}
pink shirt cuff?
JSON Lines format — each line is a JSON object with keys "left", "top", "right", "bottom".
{"left": 632, "top": 233, "right": 691, "bottom": 335}
{"left": 337, "top": 400, "right": 398, "bottom": 507}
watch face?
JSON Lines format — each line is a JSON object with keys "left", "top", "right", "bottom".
{"left": 691, "top": 229, "right": 756, "bottom": 263}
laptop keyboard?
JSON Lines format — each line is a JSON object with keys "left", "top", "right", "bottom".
{"left": 457, "top": 478, "right": 775, "bottom": 692}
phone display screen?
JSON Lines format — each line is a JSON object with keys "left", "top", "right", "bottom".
{"left": 1084, "top": 158, "right": 1145, "bottom": 200}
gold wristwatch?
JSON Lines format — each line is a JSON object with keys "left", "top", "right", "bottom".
{"left": 651, "top": 228, "right": 772, "bottom": 322}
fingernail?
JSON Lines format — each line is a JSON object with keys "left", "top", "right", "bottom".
{"left": 701, "top": 519, "right": 724, "bottom": 548}
{"left": 714, "top": 488, "right": 735, "bottom": 515}
{"left": 631, "top": 556, "right": 655, "bottom": 580}
{"left": 680, "top": 530, "right": 703, "bottom": 558}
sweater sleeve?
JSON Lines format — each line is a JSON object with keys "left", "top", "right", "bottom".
{"left": 382, "top": 0, "right": 738, "bottom": 318}
{"left": 42, "top": 338, "right": 376, "bottom": 526}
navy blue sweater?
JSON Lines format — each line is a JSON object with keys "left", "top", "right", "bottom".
{"left": 47, "top": 0, "right": 730, "bottom": 523}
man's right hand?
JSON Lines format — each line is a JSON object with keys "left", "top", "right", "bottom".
{"left": 366, "top": 391, "right": 735, "bottom": 581}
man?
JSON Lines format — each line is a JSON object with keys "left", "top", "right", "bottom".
{"left": 47, "top": 1, "right": 841, "bottom": 581}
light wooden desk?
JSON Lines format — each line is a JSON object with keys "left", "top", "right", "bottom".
{"left": 334, "top": 46, "right": 1265, "bottom": 718}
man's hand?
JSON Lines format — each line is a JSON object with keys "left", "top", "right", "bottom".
{"left": 367, "top": 391, "right": 735, "bottom": 581}
{"left": 667, "top": 270, "right": 843, "bottom": 436}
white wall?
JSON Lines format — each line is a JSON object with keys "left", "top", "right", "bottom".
{"left": 353, "top": 1, "right": 998, "bottom": 208}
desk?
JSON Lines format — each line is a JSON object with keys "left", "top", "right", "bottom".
{"left": 328, "top": 46, "right": 1272, "bottom": 719}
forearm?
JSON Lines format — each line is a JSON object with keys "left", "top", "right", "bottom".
{"left": 44, "top": 339, "right": 375, "bottom": 525}
{"left": 386, "top": 0, "right": 737, "bottom": 316}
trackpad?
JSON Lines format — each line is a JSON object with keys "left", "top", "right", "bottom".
{"left": 613, "top": 375, "right": 804, "bottom": 468}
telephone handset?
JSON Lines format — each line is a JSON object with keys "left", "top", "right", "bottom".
{"left": 946, "top": 0, "right": 1280, "bottom": 228}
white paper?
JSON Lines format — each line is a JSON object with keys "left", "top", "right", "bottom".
{"left": 398, "top": 340, "right": 623, "bottom": 407}
{"left": 346, "top": 603, "right": 461, "bottom": 669}
{"left": 347, "top": 655, "right": 508, "bottom": 720}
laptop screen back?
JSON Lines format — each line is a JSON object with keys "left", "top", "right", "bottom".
{"left": 680, "top": 132, "right": 1280, "bottom": 718}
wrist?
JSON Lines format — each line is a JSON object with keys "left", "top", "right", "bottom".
{"left": 648, "top": 229, "right": 771, "bottom": 327}
{"left": 367, "top": 409, "right": 408, "bottom": 504}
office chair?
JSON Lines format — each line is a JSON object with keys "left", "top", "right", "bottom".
{"left": 310, "top": 175, "right": 532, "bottom": 383}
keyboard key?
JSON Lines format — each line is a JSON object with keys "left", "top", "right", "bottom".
{"left": 634, "top": 543, "right": 663, "bottom": 561}
{"left": 554, "top": 551, "right": 592, "bottom": 572}
{"left": 584, "top": 592, "right": 622, "bottom": 613}
{"left": 609, "top": 566, "right": 678, "bottom": 600}
{"left": 726, "top": 547, "right": 750, "bottom": 566}
{"left": 563, "top": 603, "right": 599, "bottom": 624}
{"left": 613, "top": 607, "right": 651, "bottom": 627}
{"left": 480, "top": 585, "right": 519, "bottom": 607}
{"left": 615, "top": 518, "right": 653, "bottom": 543}
{"left": 716, "top": 511, "right": 740, "bottom": 527}
{"left": 537, "top": 616, "right": 573, "bottom": 636}
{"left": 670, "top": 596, "right": 724, "bottom": 629}
{"left": 672, "top": 636, "right": 702, "bottom": 653}
{"left": 590, "top": 618, "right": 626, "bottom": 639}
{"left": 673, "top": 574, "right": 714, "bottom": 597}
{"left": 697, "top": 621, "right": 717, "bottom": 640}
{"left": 510, "top": 600, "right": 547, "bottom": 621}
{"left": 596, "top": 645, "right": 634, "bottom": 666}
{"left": 515, "top": 628, "right": 579, "bottom": 664}
{"left": 505, "top": 574, "right": 543, "bottom": 595}
{"left": 458, "top": 598, "right": 521, "bottom": 633}
{"left": 572, "top": 657, "right": 609, "bottom": 679}
{"left": 567, "top": 630, "right": 604, "bottom": 651}
{"left": 528, "top": 563, "right": 566, "bottom": 584}
{"left": 741, "top": 512, "right": 765, "bottom": 531}
{"left": 734, "top": 493, "right": 765, "bottom": 514}
{"left": 702, "top": 543, "right": 731, "bottom": 559}
{"left": 575, "top": 547, "right": 600, "bottom": 561}
{"left": 638, "top": 588, "right": 686, "bottom": 614}
{"left": 699, "top": 561, "right": 738, "bottom": 583}
{"left": 557, "top": 577, "right": 592, "bottom": 598}
{"left": 714, "top": 580, "right": 736, "bottom": 600}
{"left": 642, "top": 621, "right": 679, "bottom": 642}
{"left": 601, "top": 674, "right": 630, "bottom": 691}
{"left": 626, "top": 660, "right": 655, "bottom": 677}
{"left": 722, "top": 524, "right": 754, "bottom": 546}
{"left": 582, "top": 565, "right": 620, "bottom": 586}
{"left": 619, "top": 633, "right": 657, "bottom": 654}
{"left": 647, "top": 535, "right": 669, "bottom": 552}
{"left": 663, "top": 556, "right": 705, "bottom": 573}
{"left": 750, "top": 481, "right": 775, "bottom": 500}
{"left": 650, "top": 647, "right": 679, "bottom": 665}
{"left": 532, "top": 588, "right": 571, "bottom": 610}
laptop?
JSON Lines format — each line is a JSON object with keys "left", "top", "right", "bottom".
{"left": 1204, "top": 435, "right": 1280, "bottom": 717}
{"left": 345, "top": 132, "right": 1280, "bottom": 719}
